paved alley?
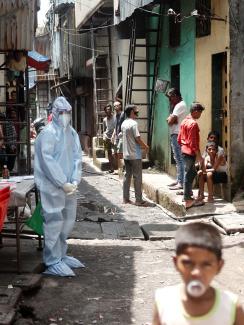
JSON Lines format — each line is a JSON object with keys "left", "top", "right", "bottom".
{"left": 1, "top": 158, "right": 244, "bottom": 325}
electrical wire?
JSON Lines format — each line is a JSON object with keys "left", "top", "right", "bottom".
{"left": 68, "top": 42, "right": 105, "bottom": 53}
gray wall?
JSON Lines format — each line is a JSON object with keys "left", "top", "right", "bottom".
{"left": 229, "top": 0, "right": 244, "bottom": 195}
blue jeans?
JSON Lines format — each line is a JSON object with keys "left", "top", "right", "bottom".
{"left": 182, "top": 154, "right": 197, "bottom": 200}
{"left": 170, "top": 134, "right": 184, "bottom": 186}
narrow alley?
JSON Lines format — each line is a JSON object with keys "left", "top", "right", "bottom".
{"left": 0, "top": 156, "right": 244, "bottom": 325}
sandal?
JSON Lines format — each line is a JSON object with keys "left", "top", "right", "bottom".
{"left": 167, "top": 181, "right": 178, "bottom": 187}
{"left": 185, "top": 200, "right": 205, "bottom": 210}
{"left": 176, "top": 191, "right": 184, "bottom": 195}
{"left": 169, "top": 184, "right": 183, "bottom": 190}
{"left": 205, "top": 196, "right": 214, "bottom": 203}
{"left": 123, "top": 200, "right": 134, "bottom": 205}
{"left": 135, "top": 200, "right": 155, "bottom": 207}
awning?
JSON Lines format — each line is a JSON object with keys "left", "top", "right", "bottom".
{"left": 27, "top": 51, "right": 51, "bottom": 72}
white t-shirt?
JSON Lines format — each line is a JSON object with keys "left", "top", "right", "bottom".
{"left": 121, "top": 118, "right": 141, "bottom": 160}
{"left": 155, "top": 284, "right": 238, "bottom": 325}
{"left": 169, "top": 100, "right": 187, "bottom": 135}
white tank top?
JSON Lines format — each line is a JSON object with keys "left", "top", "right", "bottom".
{"left": 155, "top": 285, "right": 238, "bottom": 325}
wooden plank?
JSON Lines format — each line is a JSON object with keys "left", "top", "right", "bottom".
{"left": 141, "top": 223, "right": 179, "bottom": 241}
{"left": 213, "top": 213, "right": 244, "bottom": 234}
{"left": 70, "top": 221, "right": 103, "bottom": 240}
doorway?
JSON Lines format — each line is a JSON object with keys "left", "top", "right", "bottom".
{"left": 211, "top": 52, "right": 228, "bottom": 151}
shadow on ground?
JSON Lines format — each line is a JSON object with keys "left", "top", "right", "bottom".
{"left": 18, "top": 242, "right": 142, "bottom": 325}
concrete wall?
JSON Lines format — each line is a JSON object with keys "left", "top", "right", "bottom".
{"left": 195, "top": 0, "right": 229, "bottom": 153}
{"left": 229, "top": 0, "right": 244, "bottom": 195}
{"left": 150, "top": 0, "right": 195, "bottom": 172}
{"left": 110, "top": 33, "right": 148, "bottom": 143}
{"left": 110, "top": 33, "right": 129, "bottom": 102}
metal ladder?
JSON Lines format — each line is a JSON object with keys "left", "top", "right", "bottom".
{"left": 91, "top": 23, "right": 114, "bottom": 139}
{"left": 124, "top": 4, "right": 163, "bottom": 145}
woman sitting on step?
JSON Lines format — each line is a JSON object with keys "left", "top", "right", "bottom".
{"left": 197, "top": 141, "right": 227, "bottom": 203}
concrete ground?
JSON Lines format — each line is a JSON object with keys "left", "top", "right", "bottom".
{"left": 0, "top": 155, "right": 244, "bottom": 325}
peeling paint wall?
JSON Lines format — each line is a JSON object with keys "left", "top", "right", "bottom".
{"left": 150, "top": 0, "right": 195, "bottom": 172}
{"left": 229, "top": 0, "right": 244, "bottom": 194}
{"left": 195, "top": 0, "right": 229, "bottom": 157}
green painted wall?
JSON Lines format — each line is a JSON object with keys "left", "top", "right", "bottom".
{"left": 148, "top": 1, "right": 196, "bottom": 171}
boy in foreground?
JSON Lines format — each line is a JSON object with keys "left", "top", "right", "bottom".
{"left": 152, "top": 222, "right": 244, "bottom": 324}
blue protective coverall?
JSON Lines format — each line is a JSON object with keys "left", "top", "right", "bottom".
{"left": 34, "top": 97, "right": 84, "bottom": 276}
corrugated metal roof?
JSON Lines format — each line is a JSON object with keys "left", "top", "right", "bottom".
{"left": 116, "top": 0, "right": 155, "bottom": 23}
{"left": 0, "top": 0, "right": 39, "bottom": 51}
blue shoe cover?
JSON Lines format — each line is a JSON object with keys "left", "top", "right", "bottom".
{"left": 62, "top": 256, "right": 85, "bottom": 269}
{"left": 43, "top": 261, "right": 75, "bottom": 277}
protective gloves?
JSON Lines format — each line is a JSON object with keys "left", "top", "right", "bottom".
{"left": 72, "top": 181, "right": 78, "bottom": 191}
{"left": 63, "top": 182, "right": 76, "bottom": 195}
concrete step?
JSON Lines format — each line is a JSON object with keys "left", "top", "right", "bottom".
{"left": 93, "top": 157, "right": 111, "bottom": 171}
{"left": 142, "top": 172, "right": 237, "bottom": 219}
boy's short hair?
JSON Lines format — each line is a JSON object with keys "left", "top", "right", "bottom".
{"left": 125, "top": 104, "right": 137, "bottom": 118}
{"left": 175, "top": 222, "right": 222, "bottom": 260}
{"left": 190, "top": 102, "right": 205, "bottom": 113}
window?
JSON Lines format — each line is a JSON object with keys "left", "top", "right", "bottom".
{"left": 170, "top": 64, "right": 180, "bottom": 90}
{"left": 169, "top": 0, "right": 181, "bottom": 47}
{"left": 196, "top": 0, "right": 211, "bottom": 37}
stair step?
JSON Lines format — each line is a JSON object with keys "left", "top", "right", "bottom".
{"left": 135, "top": 44, "right": 157, "bottom": 47}
{"left": 134, "top": 59, "right": 155, "bottom": 62}
{"left": 131, "top": 89, "right": 153, "bottom": 91}
{"left": 96, "top": 77, "right": 111, "bottom": 80}
{"left": 131, "top": 74, "right": 155, "bottom": 77}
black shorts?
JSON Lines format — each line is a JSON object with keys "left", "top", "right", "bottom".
{"left": 213, "top": 171, "right": 227, "bottom": 184}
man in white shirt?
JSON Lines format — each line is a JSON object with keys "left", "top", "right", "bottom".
{"left": 166, "top": 88, "right": 187, "bottom": 190}
{"left": 121, "top": 104, "right": 151, "bottom": 206}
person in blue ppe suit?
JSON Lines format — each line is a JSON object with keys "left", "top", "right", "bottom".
{"left": 34, "top": 96, "right": 84, "bottom": 276}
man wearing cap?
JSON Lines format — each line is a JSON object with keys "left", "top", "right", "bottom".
{"left": 178, "top": 102, "right": 205, "bottom": 209}
{"left": 166, "top": 88, "right": 187, "bottom": 190}
{"left": 34, "top": 96, "right": 84, "bottom": 276}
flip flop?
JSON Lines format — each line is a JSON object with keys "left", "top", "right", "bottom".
{"left": 169, "top": 184, "right": 183, "bottom": 190}
{"left": 185, "top": 200, "right": 205, "bottom": 210}
{"left": 176, "top": 191, "right": 184, "bottom": 195}
{"left": 167, "top": 181, "right": 178, "bottom": 187}
{"left": 123, "top": 200, "right": 134, "bottom": 205}
{"left": 135, "top": 200, "right": 156, "bottom": 207}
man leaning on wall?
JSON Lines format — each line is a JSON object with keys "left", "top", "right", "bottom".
{"left": 165, "top": 88, "right": 187, "bottom": 190}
